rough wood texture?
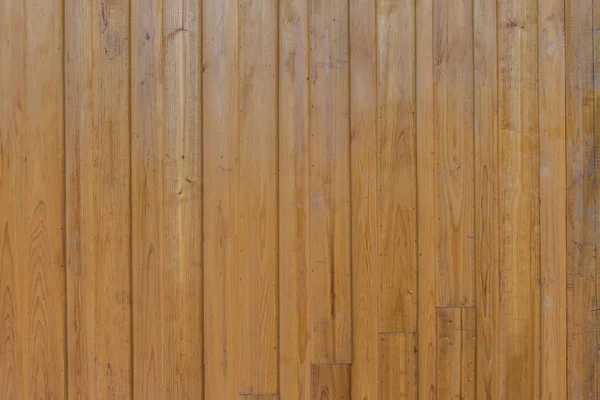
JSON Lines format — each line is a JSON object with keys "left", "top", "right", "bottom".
{"left": 4, "top": 0, "right": 600, "bottom": 397}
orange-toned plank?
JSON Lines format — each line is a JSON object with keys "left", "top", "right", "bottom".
{"left": 238, "top": 0, "right": 279, "bottom": 393}
{"left": 416, "top": 0, "right": 437, "bottom": 395}
{"left": 310, "top": 364, "right": 350, "bottom": 400}
{"left": 350, "top": 0, "right": 378, "bottom": 396}
{"left": 566, "top": 0, "right": 597, "bottom": 392}
{"left": 1, "top": 0, "right": 67, "bottom": 397}
{"left": 131, "top": 0, "right": 165, "bottom": 396}
{"left": 474, "top": 0, "right": 499, "bottom": 397}
{"left": 309, "top": 0, "right": 352, "bottom": 364}
{"left": 436, "top": 308, "right": 476, "bottom": 400}
{"left": 498, "top": 0, "right": 541, "bottom": 397}
{"left": 65, "top": 0, "right": 132, "bottom": 397}
{"left": 131, "top": 0, "right": 203, "bottom": 397}
{"left": 202, "top": 0, "right": 240, "bottom": 397}
{"left": 379, "top": 334, "right": 417, "bottom": 400}
{"left": 239, "top": 396, "right": 279, "bottom": 400}
{"left": 279, "top": 0, "right": 310, "bottom": 396}
{"left": 433, "top": 0, "right": 475, "bottom": 307}
{"left": 539, "top": 0, "right": 567, "bottom": 397}
{"left": 378, "top": 0, "right": 417, "bottom": 333}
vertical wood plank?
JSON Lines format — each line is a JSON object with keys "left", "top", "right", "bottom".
{"left": 163, "top": 1, "right": 203, "bottom": 397}
{"left": 433, "top": 0, "right": 475, "bottom": 308}
{"left": 416, "top": 0, "right": 436, "bottom": 395}
{"left": 131, "top": 0, "right": 165, "bottom": 396}
{"left": 566, "top": 0, "right": 597, "bottom": 397}
{"left": 65, "top": 0, "right": 132, "bottom": 398}
{"left": 309, "top": 0, "right": 352, "bottom": 364}
{"left": 539, "top": 0, "right": 567, "bottom": 397}
{"left": 239, "top": 0, "right": 279, "bottom": 393}
{"left": 202, "top": 0, "right": 240, "bottom": 397}
{"left": 131, "top": 0, "right": 203, "bottom": 398}
{"left": 350, "top": 0, "right": 378, "bottom": 396}
{"left": 379, "top": 334, "right": 417, "bottom": 400}
{"left": 436, "top": 308, "right": 476, "bottom": 400}
{"left": 279, "top": 0, "right": 310, "bottom": 396}
{"left": 498, "top": 0, "right": 541, "bottom": 397}
{"left": 474, "top": 0, "right": 499, "bottom": 397}
{"left": 377, "top": 0, "right": 417, "bottom": 333}
{"left": 310, "top": 364, "right": 350, "bottom": 400}
{"left": 239, "top": 396, "right": 280, "bottom": 400}
{"left": 0, "top": 4, "right": 26, "bottom": 398}
{"left": 1, "top": 0, "right": 67, "bottom": 397}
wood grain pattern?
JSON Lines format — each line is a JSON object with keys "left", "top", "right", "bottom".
{"left": 6, "top": 0, "right": 600, "bottom": 397}
{"left": 310, "top": 364, "right": 350, "bottom": 400}
{"left": 566, "top": 1, "right": 597, "bottom": 397}
{"left": 433, "top": 0, "right": 475, "bottom": 308}
{"left": 436, "top": 308, "right": 476, "bottom": 400}
{"left": 377, "top": 0, "right": 417, "bottom": 333}
{"left": 65, "top": 0, "right": 132, "bottom": 398}
{"left": 349, "top": 0, "right": 378, "bottom": 397}
{"left": 279, "top": 0, "right": 310, "bottom": 397}
{"left": 416, "top": 0, "right": 437, "bottom": 397}
{"left": 539, "top": 0, "right": 567, "bottom": 397}
{"left": 474, "top": 0, "right": 499, "bottom": 398}
{"left": 309, "top": 0, "right": 352, "bottom": 364}
{"left": 498, "top": 0, "right": 541, "bottom": 397}
{"left": 379, "top": 333, "right": 417, "bottom": 400}
{"left": 239, "top": 0, "right": 279, "bottom": 393}
{"left": 202, "top": 0, "right": 240, "bottom": 397}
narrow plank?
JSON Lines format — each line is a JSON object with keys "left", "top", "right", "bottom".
{"left": 436, "top": 308, "right": 476, "bottom": 400}
{"left": 538, "top": 0, "right": 567, "bottom": 397}
{"left": 0, "top": 1, "right": 27, "bottom": 398}
{"left": 416, "top": 0, "right": 437, "bottom": 395}
{"left": 498, "top": 0, "right": 541, "bottom": 397}
{"left": 433, "top": 0, "right": 475, "bottom": 307}
{"left": 131, "top": 0, "right": 203, "bottom": 398}
{"left": 279, "top": 0, "right": 311, "bottom": 396}
{"left": 310, "top": 364, "right": 350, "bottom": 400}
{"left": 162, "top": 1, "right": 203, "bottom": 398}
{"left": 309, "top": 0, "right": 352, "bottom": 363}
{"left": 65, "top": 0, "right": 132, "bottom": 397}
{"left": 566, "top": 1, "right": 597, "bottom": 396}
{"left": 350, "top": 0, "right": 378, "bottom": 396}
{"left": 473, "top": 0, "right": 499, "bottom": 397}
{"left": 377, "top": 0, "right": 417, "bottom": 332}
{"left": 1, "top": 0, "right": 66, "bottom": 397}
{"left": 202, "top": 0, "right": 240, "bottom": 397}
{"left": 131, "top": 0, "right": 165, "bottom": 396}
{"left": 379, "top": 334, "right": 417, "bottom": 400}
{"left": 238, "top": 0, "right": 279, "bottom": 393}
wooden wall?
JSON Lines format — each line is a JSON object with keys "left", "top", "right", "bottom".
{"left": 0, "top": 0, "right": 598, "bottom": 398}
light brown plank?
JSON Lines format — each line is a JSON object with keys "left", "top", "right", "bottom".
{"left": 436, "top": 308, "right": 476, "bottom": 400}
{"left": 238, "top": 0, "right": 279, "bottom": 393}
{"left": 566, "top": 1, "right": 596, "bottom": 396}
{"left": 539, "top": 0, "right": 567, "bottom": 397}
{"left": 377, "top": 0, "right": 417, "bottom": 333}
{"left": 433, "top": 0, "right": 475, "bottom": 308}
{"left": 498, "top": 0, "right": 541, "bottom": 397}
{"left": 279, "top": 0, "right": 310, "bottom": 396}
{"left": 309, "top": 0, "right": 352, "bottom": 364}
{"left": 65, "top": 0, "right": 132, "bottom": 398}
{"left": 416, "top": 0, "right": 437, "bottom": 395}
{"left": 310, "top": 364, "right": 350, "bottom": 400}
{"left": 131, "top": 0, "right": 203, "bottom": 397}
{"left": 379, "top": 334, "right": 417, "bottom": 400}
{"left": 239, "top": 396, "right": 280, "bottom": 400}
{"left": 474, "top": 0, "right": 499, "bottom": 397}
{"left": 131, "top": 0, "right": 165, "bottom": 396}
{"left": 349, "top": 0, "right": 378, "bottom": 396}
{"left": 1, "top": 0, "right": 66, "bottom": 397}
{"left": 202, "top": 0, "right": 240, "bottom": 397}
